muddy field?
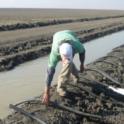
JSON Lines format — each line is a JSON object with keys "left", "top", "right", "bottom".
{"left": 1, "top": 44, "right": 124, "bottom": 124}
{"left": 0, "top": 9, "right": 124, "bottom": 123}
{"left": 0, "top": 9, "right": 124, "bottom": 25}
{"left": 0, "top": 9, "right": 124, "bottom": 71}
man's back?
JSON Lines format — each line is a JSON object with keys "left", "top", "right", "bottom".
{"left": 52, "top": 30, "right": 85, "bottom": 54}
{"left": 48, "top": 30, "right": 85, "bottom": 68}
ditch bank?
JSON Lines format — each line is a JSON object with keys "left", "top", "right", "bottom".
{"left": 1, "top": 44, "right": 124, "bottom": 124}
{"left": 0, "top": 15, "right": 124, "bottom": 32}
{"left": 0, "top": 24, "right": 124, "bottom": 72}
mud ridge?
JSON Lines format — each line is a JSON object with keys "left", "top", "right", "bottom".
{"left": 0, "top": 15, "right": 124, "bottom": 32}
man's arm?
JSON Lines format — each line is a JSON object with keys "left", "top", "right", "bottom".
{"left": 45, "top": 67, "right": 55, "bottom": 93}
{"left": 42, "top": 52, "right": 59, "bottom": 105}
{"left": 45, "top": 51, "right": 59, "bottom": 87}
{"left": 42, "top": 67, "right": 55, "bottom": 105}
{"left": 46, "top": 67, "right": 55, "bottom": 87}
{"left": 79, "top": 50, "right": 85, "bottom": 72}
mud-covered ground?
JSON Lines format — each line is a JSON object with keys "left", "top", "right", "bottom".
{"left": 0, "top": 9, "right": 124, "bottom": 25}
{"left": 1, "top": 45, "right": 124, "bottom": 124}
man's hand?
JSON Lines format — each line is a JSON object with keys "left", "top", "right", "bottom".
{"left": 80, "top": 64, "right": 84, "bottom": 73}
{"left": 42, "top": 87, "right": 50, "bottom": 106}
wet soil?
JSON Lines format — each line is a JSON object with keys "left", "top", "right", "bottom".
{"left": 1, "top": 45, "right": 124, "bottom": 124}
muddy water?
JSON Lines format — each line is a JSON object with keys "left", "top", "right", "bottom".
{"left": 0, "top": 31, "right": 124, "bottom": 118}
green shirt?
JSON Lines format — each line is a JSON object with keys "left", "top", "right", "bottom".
{"left": 48, "top": 30, "right": 85, "bottom": 68}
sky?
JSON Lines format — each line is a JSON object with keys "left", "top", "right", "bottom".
{"left": 0, "top": 0, "right": 124, "bottom": 10}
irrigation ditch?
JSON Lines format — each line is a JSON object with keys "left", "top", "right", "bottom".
{"left": 0, "top": 23, "right": 124, "bottom": 72}
{"left": 0, "top": 44, "right": 124, "bottom": 124}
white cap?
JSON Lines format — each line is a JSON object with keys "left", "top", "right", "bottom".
{"left": 59, "top": 43, "right": 73, "bottom": 61}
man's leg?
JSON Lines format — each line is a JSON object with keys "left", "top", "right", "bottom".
{"left": 57, "top": 61, "right": 71, "bottom": 96}
{"left": 71, "top": 63, "right": 79, "bottom": 83}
